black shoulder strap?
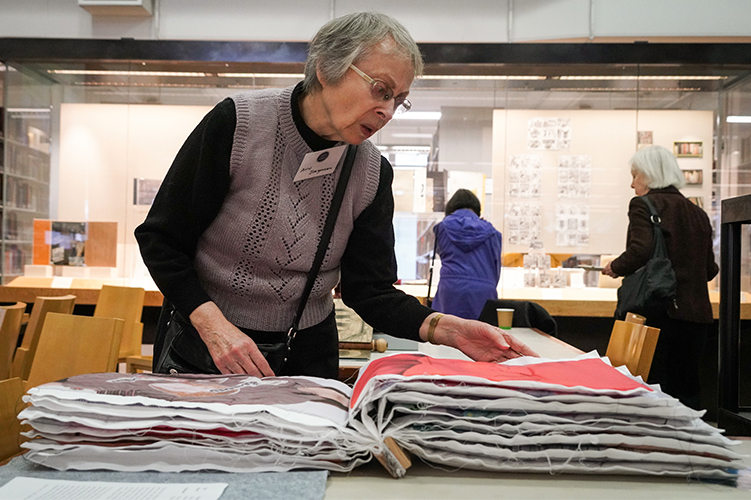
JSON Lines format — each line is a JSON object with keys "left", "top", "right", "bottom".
{"left": 426, "top": 227, "right": 438, "bottom": 306}
{"left": 288, "top": 144, "right": 357, "bottom": 339}
{"left": 640, "top": 195, "right": 669, "bottom": 259}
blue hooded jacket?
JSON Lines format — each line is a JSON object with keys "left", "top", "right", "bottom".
{"left": 431, "top": 209, "right": 503, "bottom": 320}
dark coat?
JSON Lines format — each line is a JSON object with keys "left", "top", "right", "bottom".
{"left": 610, "top": 186, "right": 718, "bottom": 324}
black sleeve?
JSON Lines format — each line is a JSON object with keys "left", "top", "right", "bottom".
{"left": 134, "top": 98, "right": 236, "bottom": 317}
{"left": 610, "top": 197, "right": 653, "bottom": 277}
{"left": 339, "top": 156, "right": 432, "bottom": 341}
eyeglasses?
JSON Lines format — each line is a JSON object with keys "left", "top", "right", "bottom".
{"left": 349, "top": 64, "right": 412, "bottom": 115}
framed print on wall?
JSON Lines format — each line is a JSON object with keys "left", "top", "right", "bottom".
{"left": 674, "top": 141, "right": 703, "bottom": 158}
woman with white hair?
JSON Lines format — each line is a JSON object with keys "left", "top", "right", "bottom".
{"left": 602, "top": 145, "right": 717, "bottom": 409}
{"left": 136, "top": 12, "right": 536, "bottom": 380}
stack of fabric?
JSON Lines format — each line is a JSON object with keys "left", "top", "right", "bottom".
{"left": 348, "top": 352, "right": 745, "bottom": 480}
{"left": 20, "top": 372, "right": 371, "bottom": 472}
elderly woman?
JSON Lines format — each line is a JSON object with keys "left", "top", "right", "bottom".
{"left": 136, "top": 12, "right": 536, "bottom": 379}
{"left": 602, "top": 145, "right": 717, "bottom": 409}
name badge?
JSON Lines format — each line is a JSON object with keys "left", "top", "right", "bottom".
{"left": 294, "top": 145, "right": 347, "bottom": 182}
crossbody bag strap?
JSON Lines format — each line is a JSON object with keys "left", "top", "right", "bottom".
{"left": 641, "top": 195, "right": 669, "bottom": 260}
{"left": 426, "top": 228, "right": 438, "bottom": 306}
{"left": 287, "top": 144, "right": 358, "bottom": 342}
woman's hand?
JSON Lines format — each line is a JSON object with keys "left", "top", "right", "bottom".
{"left": 189, "top": 302, "right": 276, "bottom": 377}
{"left": 421, "top": 313, "right": 539, "bottom": 362}
{"left": 601, "top": 262, "right": 619, "bottom": 278}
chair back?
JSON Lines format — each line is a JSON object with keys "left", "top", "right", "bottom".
{"left": 94, "top": 285, "right": 145, "bottom": 360}
{"left": 10, "top": 295, "right": 76, "bottom": 381}
{"left": 478, "top": 299, "right": 558, "bottom": 337}
{"left": 606, "top": 318, "right": 660, "bottom": 380}
{"left": 25, "top": 313, "right": 124, "bottom": 390}
{"left": 0, "top": 377, "right": 26, "bottom": 462}
{"left": 0, "top": 302, "right": 27, "bottom": 380}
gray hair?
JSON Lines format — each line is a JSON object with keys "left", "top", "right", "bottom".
{"left": 303, "top": 11, "right": 424, "bottom": 94}
{"left": 629, "top": 145, "right": 686, "bottom": 189}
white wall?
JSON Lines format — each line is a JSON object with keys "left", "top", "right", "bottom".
{"left": 491, "top": 109, "right": 714, "bottom": 255}
{"left": 58, "top": 103, "right": 212, "bottom": 278}
{"left": 2, "top": 0, "right": 751, "bottom": 42}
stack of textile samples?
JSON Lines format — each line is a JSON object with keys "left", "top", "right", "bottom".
{"left": 19, "top": 352, "right": 745, "bottom": 481}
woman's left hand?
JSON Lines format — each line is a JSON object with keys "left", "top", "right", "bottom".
{"left": 601, "top": 262, "right": 619, "bottom": 278}
{"left": 421, "top": 313, "right": 539, "bottom": 362}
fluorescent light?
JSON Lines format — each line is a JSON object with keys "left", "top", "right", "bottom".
{"left": 49, "top": 69, "right": 207, "bottom": 77}
{"left": 727, "top": 116, "right": 751, "bottom": 123}
{"left": 559, "top": 75, "right": 726, "bottom": 81}
{"left": 392, "top": 112, "right": 442, "bottom": 121}
{"left": 391, "top": 133, "right": 434, "bottom": 139}
{"left": 7, "top": 108, "right": 50, "bottom": 113}
{"left": 392, "top": 146, "right": 431, "bottom": 152}
{"left": 218, "top": 73, "right": 304, "bottom": 78}
{"left": 421, "top": 75, "right": 545, "bottom": 81}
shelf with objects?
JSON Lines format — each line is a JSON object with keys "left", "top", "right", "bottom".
{"left": 1, "top": 63, "right": 53, "bottom": 285}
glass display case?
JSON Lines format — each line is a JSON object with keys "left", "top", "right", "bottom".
{"left": 1, "top": 63, "right": 52, "bottom": 284}
{"left": 0, "top": 40, "right": 750, "bottom": 297}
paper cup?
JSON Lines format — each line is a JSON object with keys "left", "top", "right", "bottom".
{"left": 496, "top": 308, "right": 514, "bottom": 330}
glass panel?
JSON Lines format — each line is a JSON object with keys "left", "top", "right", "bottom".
{"left": 1, "top": 63, "right": 52, "bottom": 283}
{"left": 721, "top": 73, "right": 751, "bottom": 307}
{"left": 2, "top": 56, "right": 750, "bottom": 297}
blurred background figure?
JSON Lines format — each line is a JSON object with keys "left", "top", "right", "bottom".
{"left": 432, "top": 189, "right": 503, "bottom": 320}
{"left": 602, "top": 145, "right": 717, "bottom": 409}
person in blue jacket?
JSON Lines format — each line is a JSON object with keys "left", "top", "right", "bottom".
{"left": 432, "top": 189, "right": 503, "bottom": 320}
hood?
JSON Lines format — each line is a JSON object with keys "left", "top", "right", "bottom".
{"left": 439, "top": 209, "right": 498, "bottom": 252}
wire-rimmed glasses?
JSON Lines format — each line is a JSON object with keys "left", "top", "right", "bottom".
{"left": 349, "top": 64, "right": 411, "bottom": 115}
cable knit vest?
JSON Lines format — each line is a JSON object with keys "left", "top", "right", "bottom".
{"left": 193, "top": 86, "right": 382, "bottom": 332}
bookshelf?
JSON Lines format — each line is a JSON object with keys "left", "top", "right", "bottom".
{"left": 0, "top": 108, "right": 52, "bottom": 284}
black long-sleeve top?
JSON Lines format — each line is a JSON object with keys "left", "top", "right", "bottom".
{"left": 135, "top": 85, "right": 432, "bottom": 340}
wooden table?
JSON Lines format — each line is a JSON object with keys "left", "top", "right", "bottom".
{"left": 0, "top": 276, "right": 164, "bottom": 307}
{"left": 395, "top": 284, "right": 751, "bottom": 319}
{"left": 325, "top": 441, "right": 751, "bottom": 499}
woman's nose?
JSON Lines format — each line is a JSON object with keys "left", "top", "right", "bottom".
{"left": 375, "top": 102, "right": 395, "bottom": 121}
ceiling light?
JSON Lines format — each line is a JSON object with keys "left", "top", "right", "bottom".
{"left": 421, "top": 75, "right": 545, "bottom": 81}
{"left": 559, "top": 75, "right": 726, "bottom": 81}
{"left": 49, "top": 69, "right": 207, "bottom": 77}
{"left": 217, "top": 73, "right": 304, "bottom": 78}
{"left": 7, "top": 108, "right": 51, "bottom": 113}
{"left": 392, "top": 112, "right": 442, "bottom": 121}
{"left": 391, "top": 133, "right": 434, "bottom": 138}
{"left": 727, "top": 116, "right": 751, "bottom": 123}
{"left": 392, "top": 146, "right": 431, "bottom": 152}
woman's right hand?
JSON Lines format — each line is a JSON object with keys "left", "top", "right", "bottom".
{"left": 189, "top": 301, "right": 276, "bottom": 377}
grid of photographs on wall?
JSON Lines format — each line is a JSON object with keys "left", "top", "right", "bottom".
{"left": 527, "top": 117, "right": 572, "bottom": 150}
{"left": 508, "top": 154, "right": 542, "bottom": 198}
{"left": 557, "top": 155, "right": 592, "bottom": 198}
{"left": 555, "top": 204, "right": 590, "bottom": 247}
{"left": 506, "top": 202, "right": 542, "bottom": 246}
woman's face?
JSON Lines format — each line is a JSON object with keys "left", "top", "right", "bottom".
{"left": 631, "top": 169, "right": 650, "bottom": 196}
{"left": 313, "top": 38, "right": 414, "bottom": 145}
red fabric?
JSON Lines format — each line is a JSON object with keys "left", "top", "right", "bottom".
{"left": 351, "top": 354, "right": 650, "bottom": 408}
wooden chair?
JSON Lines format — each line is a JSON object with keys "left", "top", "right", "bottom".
{"left": 606, "top": 317, "right": 660, "bottom": 380}
{"left": 10, "top": 295, "right": 76, "bottom": 381}
{"left": 0, "top": 377, "right": 26, "bottom": 462}
{"left": 93, "top": 285, "right": 145, "bottom": 363}
{"left": 25, "top": 313, "right": 124, "bottom": 390}
{"left": 0, "top": 302, "right": 27, "bottom": 380}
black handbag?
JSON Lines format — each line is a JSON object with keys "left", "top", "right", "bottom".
{"left": 154, "top": 144, "right": 358, "bottom": 375}
{"left": 614, "top": 195, "right": 677, "bottom": 321}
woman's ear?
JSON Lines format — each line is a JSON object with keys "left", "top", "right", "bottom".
{"left": 315, "top": 65, "right": 328, "bottom": 88}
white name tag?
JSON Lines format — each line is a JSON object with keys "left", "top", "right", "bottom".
{"left": 294, "top": 145, "right": 347, "bottom": 182}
